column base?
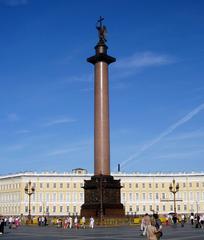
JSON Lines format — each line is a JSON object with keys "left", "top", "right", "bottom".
{"left": 81, "top": 175, "right": 125, "bottom": 217}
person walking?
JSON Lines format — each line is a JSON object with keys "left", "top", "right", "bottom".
{"left": 0, "top": 217, "right": 4, "bottom": 235}
{"left": 154, "top": 214, "right": 163, "bottom": 240}
{"left": 74, "top": 216, "right": 78, "bottom": 229}
{"left": 146, "top": 219, "right": 157, "bottom": 240}
{"left": 69, "top": 216, "right": 73, "bottom": 229}
{"left": 172, "top": 214, "right": 178, "bottom": 227}
{"left": 89, "top": 216, "right": 94, "bottom": 229}
{"left": 81, "top": 216, "right": 86, "bottom": 229}
{"left": 181, "top": 214, "right": 185, "bottom": 227}
{"left": 200, "top": 214, "right": 204, "bottom": 229}
{"left": 190, "top": 214, "right": 194, "bottom": 226}
{"left": 143, "top": 213, "right": 151, "bottom": 236}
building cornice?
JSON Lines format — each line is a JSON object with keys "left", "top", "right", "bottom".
{"left": 0, "top": 171, "right": 204, "bottom": 180}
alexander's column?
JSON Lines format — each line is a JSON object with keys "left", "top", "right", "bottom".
{"left": 81, "top": 17, "right": 124, "bottom": 218}
{"left": 87, "top": 17, "right": 115, "bottom": 176}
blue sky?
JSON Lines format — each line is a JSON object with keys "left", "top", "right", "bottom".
{"left": 0, "top": 0, "right": 204, "bottom": 174}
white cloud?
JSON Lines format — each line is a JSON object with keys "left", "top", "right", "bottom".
{"left": 0, "top": 0, "right": 28, "bottom": 6}
{"left": 47, "top": 145, "right": 87, "bottom": 157}
{"left": 7, "top": 113, "right": 19, "bottom": 122}
{"left": 155, "top": 150, "right": 204, "bottom": 160}
{"left": 116, "top": 51, "right": 174, "bottom": 69}
{"left": 63, "top": 73, "right": 92, "bottom": 84}
{"left": 6, "top": 144, "right": 26, "bottom": 151}
{"left": 44, "top": 117, "right": 76, "bottom": 127}
{"left": 15, "top": 129, "right": 31, "bottom": 134}
{"left": 47, "top": 147, "right": 81, "bottom": 156}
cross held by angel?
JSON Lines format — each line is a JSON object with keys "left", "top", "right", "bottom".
{"left": 96, "top": 16, "right": 107, "bottom": 43}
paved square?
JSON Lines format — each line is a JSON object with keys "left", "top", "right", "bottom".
{"left": 1, "top": 224, "right": 204, "bottom": 239}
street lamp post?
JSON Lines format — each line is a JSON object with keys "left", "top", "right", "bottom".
{"left": 169, "top": 179, "right": 179, "bottom": 214}
{"left": 24, "top": 181, "right": 35, "bottom": 221}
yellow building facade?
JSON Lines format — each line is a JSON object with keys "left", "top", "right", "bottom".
{"left": 0, "top": 169, "right": 204, "bottom": 216}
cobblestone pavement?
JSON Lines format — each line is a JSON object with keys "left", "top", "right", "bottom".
{"left": 0, "top": 224, "right": 204, "bottom": 240}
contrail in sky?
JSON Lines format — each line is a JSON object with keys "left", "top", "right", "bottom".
{"left": 120, "top": 103, "right": 204, "bottom": 169}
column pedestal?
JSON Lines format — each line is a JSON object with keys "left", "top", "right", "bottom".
{"left": 81, "top": 175, "right": 124, "bottom": 217}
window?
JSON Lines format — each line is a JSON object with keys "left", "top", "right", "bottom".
{"left": 80, "top": 192, "right": 84, "bottom": 202}
{"left": 129, "top": 183, "right": 132, "bottom": 188}
{"left": 53, "top": 183, "right": 56, "bottom": 188}
{"left": 73, "top": 183, "right": 76, "bottom": 188}
{"left": 122, "top": 193, "right": 126, "bottom": 202}
{"left": 184, "top": 192, "right": 187, "bottom": 201}
{"left": 129, "top": 193, "right": 133, "bottom": 202}
{"left": 53, "top": 206, "right": 56, "bottom": 213}
{"left": 162, "top": 193, "right": 165, "bottom": 199}
{"left": 60, "top": 193, "right": 63, "bottom": 202}
{"left": 155, "top": 193, "right": 159, "bottom": 200}
{"left": 32, "top": 206, "right": 35, "bottom": 213}
{"left": 196, "top": 182, "right": 199, "bottom": 188}
{"left": 66, "top": 193, "right": 70, "bottom": 202}
{"left": 149, "top": 193, "right": 152, "bottom": 200}
{"left": 136, "top": 183, "right": 138, "bottom": 188}
{"left": 40, "top": 183, "right": 43, "bottom": 188}
{"left": 142, "top": 193, "right": 146, "bottom": 200}
{"left": 156, "top": 205, "right": 159, "bottom": 212}
{"left": 25, "top": 206, "right": 28, "bottom": 213}
{"left": 39, "top": 206, "right": 42, "bottom": 213}
{"left": 60, "top": 183, "right": 63, "bottom": 188}
{"left": 136, "top": 205, "right": 139, "bottom": 211}
{"left": 178, "top": 205, "right": 180, "bottom": 211}
{"left": 149, "top": 205, "right": 152, "bottom": 211}
{"left": 196, "top": 192, "right": 200, "bottom": 201}
{"left": 155, "top": 183, "right": 158, "bottom": 188}
{"left": 143, "top": 205, "right": 146, "bottom": 212}
{"left": 129, "top": 206, "right": 132, "bottom": 212}
{"left": 183, "top": 182, "right": 186, "bottom": 188}
{"left": 136, "top": 193, "right": 139, "bottom": 200}
{"left": 60, "top": 206, "right": 63, "bottom": 213}
{"left": 66, "top": 206, "right": 69, "bottom": 213}
{"left": 73, "top": 193, "right": 77, "bottom": 202}
{"left": 190, "top": 192, "right": 193, "bottom": 200}
{"left": 149, "top": 183, "right": 152, "bottom": 188}
{"left": 184, "top": 205, "right": 187, "bottom": 211}
{"left": 162, "top": 183, "right": 164, "bottom": 188}
{"left": 46, "top": 206, "right": 49, "bottom": 214}
{"left": 142, "top": 183, "right": 145, "bottom": 188}
{"left": 67, "top": 183, "right": 70, "bottom": 188}
{"left": 53, "top": 193, "right": 56, "bottom": 201}
{"left": 46, "top": 193, "right": 50, "bottom": 202}
{"left": 162, "top": 205, "right": 165, "bottom": 211}
{"left": 39, "top": 193, "right": 43, "bottom": 201}
{"left": 73, "top": 206, "right": 76, "bottom": 213}
{"left": 47, "top": 183, "right": 49, "bottom": 188}
{"left": 189, "top": 182, "right": 192, "bottom": 187}
{"left": 202, "top": 182, "right": 204, "bottom": 188}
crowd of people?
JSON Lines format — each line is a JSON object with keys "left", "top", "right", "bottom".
{"left": 37, "top": 216, "right": 48, "bottom": 226}
{"left": 140, "top": 213, "right": 163, "bottom": 240}
{"left": 0, "top": 216, "right": 22, "bottom": 235}
{"left": 1, "top": 212, "right": 204, "bottom": 237}
{"left": 56, "top": 216, "right": 94, "bottom": 229}
{"left": 140, "top": 212, "right": 204, "bottom": 240}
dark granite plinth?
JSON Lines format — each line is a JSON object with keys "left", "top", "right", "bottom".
{"left": 81, "top": 175, "right": 125, "bottom": 217}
